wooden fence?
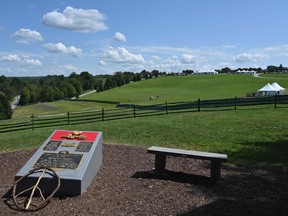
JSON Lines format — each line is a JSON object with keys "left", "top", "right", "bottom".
{"left": 1, "top": 95, "right": 287, "bottom": 133}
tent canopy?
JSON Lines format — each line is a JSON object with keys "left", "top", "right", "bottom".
{"left": 256, "top": 83, "right": 286, "bottom": 96}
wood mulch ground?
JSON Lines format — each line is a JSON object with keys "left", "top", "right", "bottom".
{"left": 0, "top": 144, "right": 287, "bottom": 216}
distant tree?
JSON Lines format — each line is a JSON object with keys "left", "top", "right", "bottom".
{"left": 19, "top": 87, "right": 30, "bottom": 106}
{"left": 151, "top": 70, "right": 160, "bottom": 77}
{"left": 94, "top": 79, "right": 104, "bottom": 92}
{"left": 68, "top": 78, "right": 83, "bottom": 95}
{"left": 114, "top": 72, "right": 125, "bottom": 87}
{"left": 0, "top": 92, "right": 12, "bottom": 120}
{"left": 140, "top": 70, "right": 149, "bottom": 79}
{"left": 10, "top": 77, "right": 23, "bottom": 93}
{"left": 39, "top": 86, "right": 55, "bottom": 102}
{"left": 133, "top": 73, "right": 141, "bottom": 82}
{"left": 182, "top": 69, "right": 194, "bottom": 75}
{"left": 216, "top": 67, "right": 232, "bottom": 74}
{"left": 123, "top": 71, "right": 134, "bottom": 83}
{"left": 80, "top": 71, "right": 95, "bottom": 90}
{"left": 266, "top": 65, "right": 278, "bottom": 73}
{"left": 63, "top": 83, "right": 77, "bottom": 98}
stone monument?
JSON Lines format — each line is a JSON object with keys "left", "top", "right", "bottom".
{"left": 15, "top": 130, "right": 103, "bottom": 196}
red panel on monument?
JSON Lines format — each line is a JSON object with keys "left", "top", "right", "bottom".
{"left": 50, "top": 130, "right": 98, "bottom": 142}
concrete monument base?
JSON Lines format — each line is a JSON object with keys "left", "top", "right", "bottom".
{"left": 15, "top": 130, "right": 103, "bottom": 196}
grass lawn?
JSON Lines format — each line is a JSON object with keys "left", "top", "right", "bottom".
{"left": 1, "top": 106, "right": 288, "bottom": 166}
{"left": 3, "top": 74, "right": 288, "bottom": 166}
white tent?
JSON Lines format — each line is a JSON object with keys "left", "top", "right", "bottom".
{"left": 271, "top": 82, "right": 286, "bottom": 95}
{"left": 256, "top": 83, "right": 279, "bottom": 96}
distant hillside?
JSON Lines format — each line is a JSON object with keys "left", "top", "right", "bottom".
{"left": 81, "top": 74, "right": 287, "bottom": 105}
{"left": 11, "top": 74, "right": 288, "bottom": 118}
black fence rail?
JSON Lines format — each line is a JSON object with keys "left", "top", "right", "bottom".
{"left": 1, "top": 95, "right": 287, "bottom": 134}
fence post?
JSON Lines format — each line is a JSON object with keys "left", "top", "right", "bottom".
{"left": 198, "top": 98, "right": 201, "bottom": 112}
{"left": 31, "top": 114, "right": 35, "bottom": 131}
{"left": 234, "top": 96, "right": 237, "bottom": 110}
{"left": 165, "top": 101, "right": 168, "bottom": 114}
{"left": 102, "top": 108, "right": 104, "bottom": 121}
{"left": 133, "top": 105, "right": 136, "bottom": 118}
{"left": 67, "top": 112, "right": 70, "bottom": 125}
{"left": 274, "top": 94, "right": 277, "bottom": 109}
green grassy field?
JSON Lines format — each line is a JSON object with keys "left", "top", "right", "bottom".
{"left": 82, "top": 74, "right": 287, "bottom": 104}
{"left": 2, "top": 74, "right": 288, "bottom": 166}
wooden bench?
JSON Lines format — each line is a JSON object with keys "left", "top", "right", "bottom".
{"left": 147, "top": 146, "right": 228, "bottom": 183}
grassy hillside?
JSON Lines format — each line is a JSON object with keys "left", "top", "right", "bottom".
{"left": 12, "top": 74, "right": 288, "bottom": 118}
{"left": 82, "top": 74, "right": 278, "bottom": 103}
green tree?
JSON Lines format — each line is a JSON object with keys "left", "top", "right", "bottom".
{"left": 40, "top": 86, "right": 55, "bottom": 102}
{"left": 80, "top": 71, "right": 95, "bottom": 90}
{"left": 0, "top": 93, "right": 12, "bottom": 120}
{"left": 19, "top": 87, "right": 30, "bottom": 106}
{"left": 69, "top": 78, "right": 83, "bottom": 96}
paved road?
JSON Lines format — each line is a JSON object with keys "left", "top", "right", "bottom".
{"left": 11, "top": 95, "right": 20, "bottom": 110}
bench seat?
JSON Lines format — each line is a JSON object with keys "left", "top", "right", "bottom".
{"left": 147, "top": 146, "right": 228, "bottom": 183}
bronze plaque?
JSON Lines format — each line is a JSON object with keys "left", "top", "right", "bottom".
{"left": 33, "top": 152, "right": 83, "bottom": 170}
{"left": 43, "top": 141, "right": 62, "bottom": 151}
{"left": 76, "top": 142, "right": 93, "bottom": 152}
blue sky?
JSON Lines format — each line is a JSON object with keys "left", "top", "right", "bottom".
{"left": 0, "top": 0, "right": 287, "bottom": 77}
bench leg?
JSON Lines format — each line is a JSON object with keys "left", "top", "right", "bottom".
{"left": 210, "top": 161, "right": 221, "bottom": 183}
{"left": 154, "top": 154, "right": 166, "bottom": 174}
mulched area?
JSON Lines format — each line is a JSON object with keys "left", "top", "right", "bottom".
{"left": 0, "top": 144, "right": 287, "bottom": 216}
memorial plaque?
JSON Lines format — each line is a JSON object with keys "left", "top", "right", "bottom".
{"left": 76, "top": 141, "right": 93, "bottom": 152}
{"left": 43, "top": 140, "right": 62, "bottom": 151}
{"left": 33, "top": 152, "right": 83, "bottom": 170}
{"left": 15, "top": 130, "right": 103, "bottom": 196}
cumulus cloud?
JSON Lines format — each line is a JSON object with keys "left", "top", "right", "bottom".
{"left": 1, "top": 54, "right": 42, "bottom": 66}
{"left": 58, "top": 64, "right": 78, "bottom": 71}
{"left": 99, "top": 60, "right": 106, "bottom": 66}
{"left": 43, "top": 42, "right": 82, "bottom": 57}
{"left": 13, "top": 28, "right": 43, "bottom": 44}
{"left": 1, "top": 54, "right": 21, "bottom": 62}
{"left": 152, "top": 55, "right": 161, "bottom": 60}
{"left": 181, "top": 54, "right": 199, "bottom": 64}
{"left": 42, "top": 6, "right": 108, "bottom": 32}
{"left": 23, "top": 58, "right": 42, "bottom": 66}
{"left": 113, "top": 32, "right": 126, "bottom": 42}
{"left": 100, "top": 47, "right": 144, "bottom": 64}
{"left": 233, "top": 53, "right": 266, "bottom": 63}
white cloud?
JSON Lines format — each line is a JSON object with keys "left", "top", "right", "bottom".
{"left": 1, "top": 54, "right": 21, "bottom": 62}
{"left": 181, "top": 54, "right": 201, "bottom": 64}
{"left": 152, "top": 55, "right": 161, "bottom": 60}
{"left": 221, "top": 45, "right": 236, "bottom": 49}
{"left": 233, "top": 53, "right": 266, "bottom": 63}
{"left": 23, "top": 58, "right": 42, "bottom": 66}
{"left": 58, "top": 64, "right": 78, "bottom": 71}
{"left": 99, "top": 60, "right": 106, "bottom": 66}
{"left": 43, "top": 42, "right": 82, "bottom": 57}
{"left": 113, "top": 32, "right": 126, "bottom": 42}
{"left": 1, "top": 54, "right": 42, "bottom": 67}
{"left": 100, "top": 47, "right": 144, "bottom": 64}
{"left": 42, "top": 6, "right": 108, "bottom": 32}
{"left": 13, "top": 28, "right": 43, "bottom": 44}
